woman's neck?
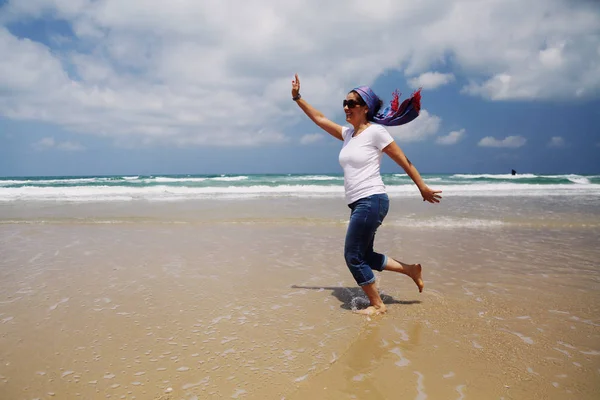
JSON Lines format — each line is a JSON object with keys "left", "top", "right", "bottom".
{"left": 352, "top": 121, "right": 371, "bottom": 136}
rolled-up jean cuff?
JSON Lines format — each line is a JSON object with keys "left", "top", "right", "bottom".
{"left": 380, "top": 254, "right": 388, "bottom": 271}
{"left": 358, "top": 276, "right": 376, "bottom": 287}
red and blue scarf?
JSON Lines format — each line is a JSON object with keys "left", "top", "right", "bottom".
{"left": 353, "top": 86, "right": 421, "bottom": 126}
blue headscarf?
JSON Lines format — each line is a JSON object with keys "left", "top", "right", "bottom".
{"left": 352, "top": 86, "right": 422, "bottom": 126}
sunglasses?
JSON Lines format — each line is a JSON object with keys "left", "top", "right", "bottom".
{"left": 343, "top": 99, "right": 363, "bottom": 108}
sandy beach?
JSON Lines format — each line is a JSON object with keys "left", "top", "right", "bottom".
{"left": 1, "top": 196, "right": 599, "bottom": 399}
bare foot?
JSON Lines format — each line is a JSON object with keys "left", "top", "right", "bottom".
{"left": 386, "top": 259, "right": 425, "bottom": 293}
{"left": 353, "top": 304, "right": 387, "bottom": 315}
{"left": 408, "top": 263, "right": 424, "bottom": 293}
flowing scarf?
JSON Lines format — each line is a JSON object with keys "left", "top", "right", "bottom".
{"left": 353, "top": 86, "right": 421, "bottom": 126}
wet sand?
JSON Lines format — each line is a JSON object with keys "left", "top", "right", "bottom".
{"left": 0, "top": 197, "right": 599, "bottom": 399}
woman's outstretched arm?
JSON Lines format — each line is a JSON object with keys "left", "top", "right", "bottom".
{"left": 383, "top": 141, "right": 442, "bottom": 203}
{"left": 292, "top": 74, "right": 344, "bottom": 141}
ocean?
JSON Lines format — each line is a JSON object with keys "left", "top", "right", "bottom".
{"left": 1, "top": 173, "right": 599, "bottom": 202}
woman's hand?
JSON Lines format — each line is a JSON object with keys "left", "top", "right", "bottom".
{"left": 419, "top": 185, "right": 442, "bottom": 203}
{"left": 291, "top": 74, "right": 300, "bottom": 98}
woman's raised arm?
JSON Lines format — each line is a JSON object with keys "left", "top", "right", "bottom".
{"left": 292, "top": 74, "right": 344, "bottom": 141}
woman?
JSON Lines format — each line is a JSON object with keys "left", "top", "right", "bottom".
{"left": 291, "top": 74, "right": 442, "bottom": 315}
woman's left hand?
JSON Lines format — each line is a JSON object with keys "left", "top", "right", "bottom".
{"left": 419, "top": 186, "right": 442, "bottom": 203}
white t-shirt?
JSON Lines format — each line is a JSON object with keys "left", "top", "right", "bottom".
{"left": 338, "top": 124, "right": 394, "bottom": 204}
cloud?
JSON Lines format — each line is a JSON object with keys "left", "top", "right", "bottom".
{"left": 478, "top": 135, "right": 527, "bottom": 148}
{"left": 58, "top": 141, "right": 85, "bottom": 151}
{"left": 461, "top": 37, "right": 599, "bottom": 100}
{"left": 33, "top": 137, "right": 85, "bottom": 151}
{"left": 408, "top": 72, "right": 455, "bottom": 90}
{"left": 0, "top": 0, "right": 599, "bottom": 148}
{"left": 300, "top": 133, "right": 325, "bottom": 145}
{"left": 548, "top": 136, "right": 565, "bottom": 148}
{"left": 387, "top": 110, "right": 441, "bottom": 143}
{"left": 436, "top": 128, "right": 465, "bottom": 145}
{"left": 32, "top": 138, "right": 56, "bottom": 150}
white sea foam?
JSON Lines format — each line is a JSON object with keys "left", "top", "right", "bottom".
{"left": 452, "top": 173, "right": 538, "bottom": 180}
{"left": 393, "top": 327, "right": 410, "bottom": 341}
{"left": 352, "top": 374, "right": 366, "bottom": 381}
{"left": 456, "top": 384, "right": 466, "bottom": 400}
{"left": 181, "top": 376, "right": 210, "bottom": 390}
{"left": 554, "top": 348, "right": 572, "bottom": 357}
{"left": 294, "top": 374, "right": 308, "bottom": 382}
{"left": 291, "top": 175, "right": 343, "bottom": 181}
{"left": 558, "top": 341, "right": 576, "bottom": 349}
{"left": 0, "top": 177, "right": 103, "bottom": 186}
{"left": 527, "top": 367, "right": 539, "bottom": 375}
{"left": 390, "top": 217, "right": 505, "bottom": 229}
{"left": 580, "top": 350, "right": 600, "bottom": 355}
{"left": 390, "top": 347, "right": 410, "bottom": 367}
{"left": 231, "top": 389, "right": 247, "bottom": 398}
{"left": 49, "top": 298, "right": 70, "bottom": 311}
{"left": 210, "top": 176, "right": 249, "bottom": 181}
{"left": 499, "top": 329, "right": 534, "bottom": 344}
{"left": 429, "top": 183, "right": 600, "bottom": 196}
{"left": 414, "top": 371, "right": 427, "bottom": 400}
{"left": 1, "top": 177, "right": 598, "bottom": 202}
{"left": 0, "top": 184, "right": 344, "bottom": 202}
{"left": 547, "top": 174, "right": 591, "bottom": 184}
{"left": 154, "top": 177, "right": 207, "bottom": 183}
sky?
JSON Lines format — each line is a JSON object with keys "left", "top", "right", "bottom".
{"left": 0, "top": 0, "right": 599, "bottom": 177}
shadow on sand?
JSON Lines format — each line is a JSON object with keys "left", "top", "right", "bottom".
{"left": 291, "top": 285, "right": 421, "bottom": 311}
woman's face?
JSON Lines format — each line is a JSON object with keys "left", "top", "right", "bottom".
{"left": 344, "top": 92, "right": 368, "bottom": 125}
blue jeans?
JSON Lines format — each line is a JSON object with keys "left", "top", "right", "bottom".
{"left": 344, "top": 193, "right": 389, "bottom": 286}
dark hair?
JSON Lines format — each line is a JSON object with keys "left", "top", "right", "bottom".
{"left": 371, "top": 98, "right": 383, "bottom": 116}
{"left": 350, "top": 90, "right": 383, "bottom": 117}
